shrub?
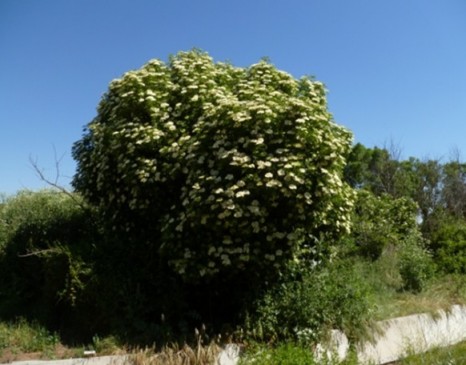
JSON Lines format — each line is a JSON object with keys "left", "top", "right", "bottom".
{"left": 350, "top": 190, "right": 420, "bottom": 260}
{"left": 429, "top": 218, "right": 466, "bottom": 274}
{"left": 72, "top": 50, "right": 354, "bottom": 285}
{"left": 245, "top": 259, "right": 374, "bottom": 343}
{"left": 0, "top": 190, "right": 100, "bottom": 338}
{"left": 398, "top": 234, "right": 435, "bottom": 292}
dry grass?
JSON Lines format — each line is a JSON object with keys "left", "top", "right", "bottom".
{"left": 126, "top": 342, "right": 223, "bottom": 365}
{"left": 374, "top": 274, "right": 466, "bottom": 320}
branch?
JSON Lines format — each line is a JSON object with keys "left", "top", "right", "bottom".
{"left": 18, "top": 248, "right": 60, "bottom": 258}
{"left": 29, "top": 152, "right": 87, "bottom": 210}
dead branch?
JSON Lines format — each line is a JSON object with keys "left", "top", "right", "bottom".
{"left": 29, "top": 150, "right": 87, "bottom": 210}
{"left": 18, "top": 248, "right": 61, "bottom": 258}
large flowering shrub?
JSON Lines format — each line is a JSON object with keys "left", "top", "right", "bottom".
{"left": 72, "top": 50, "right": 354, "bottom": 282}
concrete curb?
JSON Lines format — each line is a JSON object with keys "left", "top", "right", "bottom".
{"left": 0, "top": 348, "right": 239, "bottom": 365}
{"left": 0, "top": 356, "right": 128, "bottom": 365}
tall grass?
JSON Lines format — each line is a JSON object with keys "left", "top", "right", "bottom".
{"left": 351, "top": 247, "right": 466, "bottom": 321}
{"left": 0, "top": 319, "right": 59, "bottom": 354}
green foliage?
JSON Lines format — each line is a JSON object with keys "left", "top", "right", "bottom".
{"left": 398, "top": 235, "right": 435, "bottom": 292}
{"left": 408, "top": 159, "right": 442, "bottom": 225}
{"left": 344, "top": 143, "right": 392, "bottom": 193}
{"left": 351, "top": 190, "right": 420, "bottom": 260}
{"left": 344, "top": 144, "right": 444, "bottom": 223}
{"left": 72, "top": 50, "right": 354, "bottom": 283}
{"left": 344, "top": 142, "right": 410, "bottom": 198}
{"left": 429, "top": 218, "right": 466, "bottom": 274}
{"left": 0, "top": 190, "right": 77, "bottom": 248}
{"left": 69, "top": 50, "right": 359, "bottom": 341}
{"left": 245, "top": 259, "right": 373, "bottom": 343}
{"left": 0, "top": 190, "right": 100, "bottom": 339}
{"left": 349, "top": 190, "right": 433, "bottom": 293}
{"left": 442, "top": 161, "right": 466, "bottom": 219}
{"left": 0, "top": 319, "right": 59, "bottom": 354}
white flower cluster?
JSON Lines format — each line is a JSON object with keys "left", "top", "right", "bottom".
{"left": 73, "top": 50, "right": 354, "bottom": 281}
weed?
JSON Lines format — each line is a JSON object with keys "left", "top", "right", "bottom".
{"left": 92, "top": 335, "right": 122, "bottom": 355}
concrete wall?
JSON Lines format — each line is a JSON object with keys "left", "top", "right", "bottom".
{"left": 221, "top": 305, "right": 466, "bottom": 364}
{"left": 356, "top": 304, "right": 466, "bottom": 364}
{"left": 319, "top": 305, "right": 466, "bottom": 364}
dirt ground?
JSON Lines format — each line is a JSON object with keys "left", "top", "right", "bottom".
{"left": 0, "top": 344, "right": 75, "bottom": 364}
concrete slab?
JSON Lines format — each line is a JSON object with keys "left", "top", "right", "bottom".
{"left": 315, "top": 329, "right": 350, "bottom": 363}
{"left": 216, "top": 344, "right": 240, "bottom": 365}
{"left": 0, "top": 356, "right": 128, "bottom": 365}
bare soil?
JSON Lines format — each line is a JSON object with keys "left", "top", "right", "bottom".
{"left": 0, "top": 344, "right": 75, "bottom": 364}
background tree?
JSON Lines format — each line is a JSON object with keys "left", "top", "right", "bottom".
{"left": 344, "top": 142, "right": 404, "bottom": 197}
{"left": 442, "top": 160, "right": 466, "bottom": 219}
{"left": 344, "top": 142, "right": 466, "bottom": 280}
{"left": 411, "top": 159, "right": 442, "bottom": 218}
{"left": 345, "top": 144, "right": 443, "bottom": 222}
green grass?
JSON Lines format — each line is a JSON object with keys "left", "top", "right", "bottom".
{"left": 0, "top": 319, "right": 122, "bottom": 362}
{"left": 238, "top": 341, "right": 466, "bottom": 365}
{"left": 351, "top": 249, "right": 466, "bottom": 321}
{"left": 398, "top": 341, "right": 466, "bottom": 365}
{"left": 239, "top": 342, "right": 362, "bottom": 365}
{"left": 239, "top": 343, "right": 317, "bottom": 365}
{"left": 0, "top": 319, "right": 59, "bottom": 354}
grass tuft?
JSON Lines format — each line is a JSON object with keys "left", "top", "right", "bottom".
{"left": 126, "top": 342, "right": 222, "bottom": 365}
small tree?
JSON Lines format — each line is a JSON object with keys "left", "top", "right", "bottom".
{"left": 72, "top": 50, "right": 354, "bottom": 283}
{"left": 350, "top": 190, "right": 420, "bottom": 260}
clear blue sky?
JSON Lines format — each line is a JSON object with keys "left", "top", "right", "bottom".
{"left": 1, "top": 1, "right": 466, "bottom": 195}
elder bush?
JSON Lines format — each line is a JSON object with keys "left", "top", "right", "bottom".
{"left": 72, "top": 50, "right": 354, "bottom": 283}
